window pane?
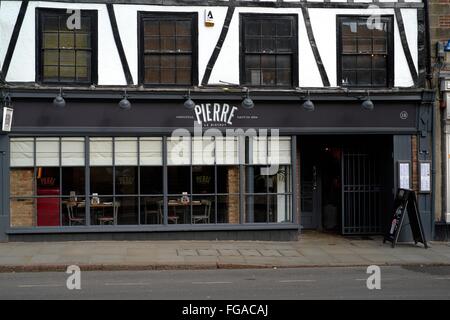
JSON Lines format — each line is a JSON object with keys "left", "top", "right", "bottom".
{"left": 176, "top": 21, "right": 191, "bottom": 36}
{"left": 277, "top": 54, "right": 291, "bottom": 68}
{"left": 176, "top": 69, "right": 191, "bottom": 84}
{"left": 356, "top": 55, "right": 371, "bottom": 69}
{"left": 168, "top": 166, "right": 190, "bottom": 194}
{"left": 373, "top": 38, "right": 387, "bottom": 53}
{"left": 76, "top": 51, "right": 90, "bottom": 67}
{"left": 161, "top": 55, "right": 175, "bottom": 68}
{"left": 342, "top": 55, "right": 356, "bottom": 70}
{"left": 75, "top": 33, "right": 90, "bottom": 49}
{"left": 62, "top": 167, "right": 85, "bottom": 195}
{"left": 161, "top": 37, "right": 176, "bottom": 51}
{"left": 161, "top": 68, "right": 176, "bottom": 84}
{"left": 43, "top": 66, "right": 59, "bottom": 81}
{"left": 90, "top": 167, "right": 113, "bottom": 195}
{"left": 10, "top": 138, "right": 34, "bottom": 167}
{"left": 357, "top": 39, "right": 372, "bottom": 54}
{"left": 115, "top": 167, "right": 138, "bottom": 195}
{"left": 277, "top": 69, "right": 291, "bottom": 86}
{"left": 176, "top": 55, "right": 191, "bottom": 68}
{"left": 144, "top": 68, "right": 159, "bottom": 83}
{"left": 269, "top": 137, "right": 291, "bottom": 165}
{"left": 372, "top": 55, "right": 386, "bottom": 69}
{"left": 43, "top": 33, "right": 58, "bottom": 48}
{"left": 144, "top": 21, "right": 159, "bottom": 36}
{"left": 76, "top": 67, "right": 89, "bottom": 82}
{"left": 140, "top": 167, "right": 163, "bottom": 194}
{"left": 60, "top": 50, "right": 75, "bottom": 66}
{"left": 246, "top": 195, "right": 268, "bottom": 223}
{"left": 357, "top": 70, "right": 371, "bottom": 85}
{"left": 246, "top": 69, "right": 261, "bottom": 86}
{"left": 342, "top": 38, "right": 357, "bottom": 53}
{"left": 59, "top": 66, "right": 75, "bottom": 81}
{"left": 217, "top": 166, "right": 240, "bottom": 194}
{"left": 141, "top": 197, "right": 163, "bottom": 225}
{"left": 192, "top": 137, "right": 215, "bottom": 165}
{"left": 59, "top": 33, "right": 74, "bottom": 48}
{"left": 245, "top": 21, "right": 260, "bottom": 36}
{"left": 261, "top": 69, "right": 276, "bottom": 86}
{"left": 251, "top": 137, "right": 267, "bottom": 165}
{"left": 193, "top": 166, "right": 215, "bottom": 194}
{"left": 342, "top": 70, "right": 356, "bottom": 86}
{"left": 140, "top": 138, "right": 163, "bottom": 166}
{"left": 117, "top": 197, "right": 138, "bottom": 225}
{"left": 43, "top": 17, "right": 59, "bottom": 31}
{"left": 115, "top": 137, "right": 138, "bottom": 166}
{"left": 262, "top": 22, "right": 276, "bottom": 36}
{"left": 216, "top": 137, "right": 239, "bottom": 165}
{"left": 261, "top": 38, "right": 276, "bottom": 53}
{"left": 246, "top": 38, "right": 261, "bottom": 52}
{"left": 342, "top": 22, "right": 357, "bottom": 36}
{"left": 62, "top": 196, "right": 86, "bottom": 226}
{"left": 62, "top": 137, "right": 85, "bottom": 166}
{"left": 269, "top": 194, "right": 292, "bottom": 223}
{"left": 276, "top": 39, "right": 292, "bottom": 53}
{"left": 176, "top": 37, "right": 191, "bottom": 51}
{"left": 36, "top": 167, "right": 60, "bottom": 194}
{"left": 10, "top": 168, "right": 35, "bottom": 196}
{"left": 160, "top": 21, "right": 175, "bottom": 36}
{"left": 245, "top": 55, "right": 260, "bottom": 69}
{"left": 145, "top": 55, "right": 160, "bottom": 67}
{"left": 36, "top": 138, "right": 59, "bottom": 166}
{"left": 191, "top": 196, "right": 215, "bottom": 224}
{"left": 372, "top": 70, "right": 387, "bottom": 86}
{"left": 277, "top": 21, "right": 292, "bottom": 37}
{"left": 218, "top": 195, "right": 240, "bottom": 224}
{"left": 261, "top": 55, "right": 276, "bottom": 69}
{"left": 168, "top": 137, "right": 191, "bottom": 165}
{"left": 90, "top": 138, "right": 113, "bottom": 166}
{"left": 44, "top": 50, "right": 58, "bottom": 65}
{"left": 144, "top": 37, "right": 159, "bottom": 51}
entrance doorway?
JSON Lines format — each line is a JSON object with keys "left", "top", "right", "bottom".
{"left": 300, "top": 136, "right": 393, "bottom": 235}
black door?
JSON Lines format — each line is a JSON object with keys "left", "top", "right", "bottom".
{"left": 300, "top": 161, "right": 321, "bottom": 229}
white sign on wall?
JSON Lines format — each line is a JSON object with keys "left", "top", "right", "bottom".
{"left": 2, "top": 107, "right": 13, "bottom": 132}
{"left": 399, "top": 162, "right": 410, "bottom": 190}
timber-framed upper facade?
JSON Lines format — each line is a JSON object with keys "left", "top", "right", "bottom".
{"left": 0, "top": 0, "right": 426, "bottom": 89}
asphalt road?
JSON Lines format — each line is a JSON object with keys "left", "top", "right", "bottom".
{"left": 0, "top": 266, "right": 449, "bottom": 300}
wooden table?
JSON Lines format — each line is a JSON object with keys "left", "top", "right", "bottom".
{"left": 64, "top": 201, "right": 120, "bottom": 225}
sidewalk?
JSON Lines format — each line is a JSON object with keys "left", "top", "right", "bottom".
{"left": 0, "top": 232, "right": 449, "bottom": 272}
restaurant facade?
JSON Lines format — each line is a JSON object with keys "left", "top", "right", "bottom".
{"left": 0, "top": 0, "right": 435, "bottom": 241}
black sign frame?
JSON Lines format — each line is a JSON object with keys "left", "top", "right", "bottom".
{"left": 383, "top": 188, "right": 428, "bottom": 248}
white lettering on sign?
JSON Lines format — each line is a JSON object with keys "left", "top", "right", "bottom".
{"left": 194, "top": 103, "right": 238, "bottom": 126}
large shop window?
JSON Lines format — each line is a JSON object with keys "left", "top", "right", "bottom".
{"left": 338, "top": 16, "right": 393, "bottom": 87}
{"left": 139, "top": 12, "right": 198, "bottom": 86}
{"left": 9, "top": 136, "right": 293, "bottom": 229}
{"left": 37, "top": 9, "right": 97, "bottom": 84}
{"left": 240, "top": 14, "right": 297, "bottom": 87}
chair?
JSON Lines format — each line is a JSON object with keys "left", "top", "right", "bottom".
{"left": 66, "top": 202, "right": 85, "bottom": 226}
{"left": 191, "top": 200, "right": 211, "bottom": 224}
{"left": 144, "top": 200, "right": 162, "bottom": 224}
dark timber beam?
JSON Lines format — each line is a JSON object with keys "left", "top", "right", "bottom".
{"left": 201, "top": 1, "right": 236, "bottom": 86}
{"left": 106, "top": 3, "right": 134, "bottom": 85}
{"left": 1, "top": 1, "right": 29, "bottom": 82}
{"left": 302, "top": 7, "right": 330, "bottom": 87}
{"left": 395, "top": 8, "right": 419, "bottom": 86}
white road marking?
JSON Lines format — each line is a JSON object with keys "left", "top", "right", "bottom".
{"left": 192, "top": 281, "right": 233, "bottom": 285}
{"left": 432, "top": 277, "right": 450, "bottom": 280}
{"left": 18, "top": 284, "right": 63, "bottom": 288}
{"left": 279, "top": 280, "right": 316, "bottom": 283}
{"left": 104, "top": 282, "right": 151, "bottom": 286}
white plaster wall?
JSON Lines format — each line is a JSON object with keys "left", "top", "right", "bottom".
{"left": 309, "top": 8, "right": 415, "bottom": 87}
{"left": 0, "top": 0, "right": 21, "bottom": 68}
{"left": 6, "top": 1, "right": 125, "bottom": 85}
{"left": 114, "top": 5, "right": 228, "bottom": 85}
{"left": 401, "top": 8, "right": 418, "bottom": 75}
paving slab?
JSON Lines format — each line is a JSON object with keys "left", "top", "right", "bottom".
{"left": 239, "top": 249, "right": 262, "bottom": 257}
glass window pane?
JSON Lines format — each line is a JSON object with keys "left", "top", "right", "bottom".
{"left": 168, "top": 166, "right": 190, "bottom": 194}
{"left": 36, "top": 137, "right": 59, "bottom": 166}
{"left": 59, "top": 66, "right": 76, "bottom": 81}
{"left": 117, "top": 197, "right": 138, "bottom": 225}
{"left": 245, "top": 21, "right": 260, "bottom": 36}
{"left": 372, "top": 70, "right": 387, "bottom": 86}
{"left": 115, "top": 137, "right": 138, "bottom": 166}
{"left": 144, "top": 37, "right": 159, "bottom": 51}
{"left": 62, "top": 167, "right": 85, "bottom": 195}
{"left": 43, "top": 66, "right": 59, "bottom": 81}
{"left": 75, "top": 33, "right": 90, "bottom": 49}
{"left": 216, "top": 137, "right": 239, "bottom": 165}
{"left": 140, "top": 138, "right": 163, "bottom": 166}
{"left": 261, "top": 55, "right": 276, "bottom": 69}
{"left": 161, "top": 37, "right": 175, "bottom": 51}
{"left": 144, "top": 21, "right": 159, "bottom": 36}
{"left": 176, "top": 21, "right": 191, "bottom": 36}
{"left": 176, "top": 69, "right": 191, "bottom": 84}
{"left": 76, "top": 51, "right": 90, "bottom": 67}
{"left": 10, "top": 138, "right": 34, "bottom": 167}
{"left": 276, "top": 39, "right": 292, "bottom": 53}
{"left": 245, "top": 38, "right": 261, "bottom": 52}
{"left": 356, "top": 55, "right": 371, "bottom": 69}
{"left": 62, "top": 137, "right": 85, "bottom": 166}
{"left": 43, "top": 33, "right": 58, "bottom": 49}
{"left": 193, "top": 166, "right": 215, "bottom": 194}
{"left": 10, "top": 168, "right": 35, "bottom": 196}
{"left": 141, "top": 196, "right": 163, "bottom": 225}
{"left": 192, "top": 137, "right": 215, "bottom": 165}
{"left": 217, "top": 166, "right": 240, "bottom": 194}
{"left": 62, "top": 196, "right": 86, "bottom": 226}
{"left": 59, "top": 33, "right": 74, "bottom": 48}
{"left": 342, "top": 38, "right": 357, "bottom": 53}
{"left": 245, "top": 55, "right": 260, "bottom": 69}
{"left": 176, "top": 37, "right": 191, "bottom": 52}
{"left": 161, "top": 68, "right": 176, "bottom": 84}
{"left": 261, "top": 69, "right": 276, "bottom": 85}
{"left": 373, "top": 38, "right": 387, "bottom": 53}
{"left": 60, "top": 50, "right": 75, "bottom": 65}
{"left": 277, "top": 21, "right": 292, "bottom": 37}
{"left": 269, "top": 137, "right": 291, "bottom": 165}
{"left": 90, "top": 167, "right": 113, "bottom": 195}
{"left": 191, "top": 196, "right": 215, "bottom": 224}
{"left": 140, "top": 167, "right": 163, "bottom": 194}
{"left": 251, "top": 137, "right": 268, "bottom": 165}
{"left": 246, "top": 195, "right": 268, "bottom": 223}
{"left": 43, "top": 17, "right": 59, "bottom": 31}
{"left": 144, "top": 68, "right": 159, "bottom": 83}
{"left": 269, "top": 194, "right": 292, "bottom": 223}
{"left": 218, "top": 195, "right": 240, "bottom": 224}
{"left": 90, "top": 138, "right": 113, "bottom": 166}
{"left": 160, "top": 21, "right": 175, "bottom": 36}
{"left": 261, "top": 38, "right": 276, "bottom": 53}
{"left": 341, "top": 70, "right": 356, "bottom": 86}
{"left": 36, "top": 167, "right": 60, "bottom": 194}
{"left": 44, "top": 50, "right": 58, "bottom": 65}
{"left": 115, "top": 167, "right": 138, "bottom": 195}
{"left": 357, "top": 70, "right": 371, "bottom": 85}
{"left": 262, "top": 22, "right": 276, "bottom": 36}
{"left": 373, "top": 55, "right": 386, "bottom": 69}
{"left": 342, "top": 55, "right": 356, "bottom": 70}
{"left": 357, "top": 39, "right": 372, "bottom": 53}
{"left": 168, "top": 137, "right": 191, "bottom": 165}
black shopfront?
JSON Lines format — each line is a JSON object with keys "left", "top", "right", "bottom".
{"left": 0, "top": 89, "right": 434, "bottom": 241}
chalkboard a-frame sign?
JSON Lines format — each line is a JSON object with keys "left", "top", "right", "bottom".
{"left": 383, "top": 189, "right": 428, "bottom": 248}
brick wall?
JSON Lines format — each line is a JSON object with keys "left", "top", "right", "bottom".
{"left": 10, "top": 169, "right": 35, "bottom": 227}
{"left": 227, "top": 166, "right": 240, "bottom": 224}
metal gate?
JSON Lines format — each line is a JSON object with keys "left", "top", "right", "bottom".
{"left": 341, "top": 149, "right": 383, "bottom": 235}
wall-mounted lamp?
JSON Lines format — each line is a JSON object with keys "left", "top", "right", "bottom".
{"left": 361, "top": 91, "right": 374, "bottom": 111}
{"left": 241, "top": 87, "right": 254, "bottom": 109}
{"left": 118, "top": 89, "right": 131, "bottom": 110}
{"left": 302, "top": 90, "right": 315, "bottom": 112}
{"left": 53, "top": 88, "right": 66, "bottom": 108}
{"left": 184, "top": 90, "right": 195, "bottom": 110}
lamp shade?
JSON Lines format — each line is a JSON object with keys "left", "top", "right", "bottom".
{"left": 302, "top": 99, "right": 315, "bottom": 112}
{"left": 53, "top": 94, "right": 66, "bottom": 108}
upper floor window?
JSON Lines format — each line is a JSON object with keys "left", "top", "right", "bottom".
{"left": 338, "top": 16, "right": 394, "bottom": 87}
{"left": 37, "top": 9, "right": 97, "bottom": 84}
{"left": 240, "top": 14, "right": 298, "bottom": 88}
{"left": 139, "top": 13, "right": 198, "bottom": 86}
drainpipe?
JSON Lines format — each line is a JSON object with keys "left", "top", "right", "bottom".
{"left": 424, "top": 0, "right": 439, "bottom": 236}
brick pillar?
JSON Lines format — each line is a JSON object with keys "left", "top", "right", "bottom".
{"left": 10, "top": 169, "right": 35, "bottom": 227}
{"left": 227, "top": 166, "right": 240, "bottom": 224}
